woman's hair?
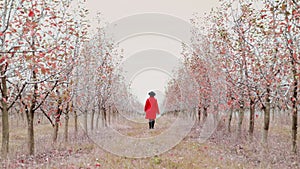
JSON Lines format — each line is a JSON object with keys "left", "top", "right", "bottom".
{"left": 148, "top": 91, "right": 156, "bottom": 96}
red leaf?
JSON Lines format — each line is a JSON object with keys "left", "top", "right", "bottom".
{"left": 34, "top": 68, "right": 38, "bottom": 73}
{"left": 51, "top": 63, "right": 56, "bottom": 69}
{"left": 220, "top": 47, "right": 226, "bottom": 54}
{"left": 0, "top": 32, "right": 3, "bottom": 36}
{"left": 0, "top": 56, "right": 6, "bottom": 64}
{"left": 28, "top": 10, "right": 34, "bottom": 17}
{"left": 40, "top": 94, "right": 45, "bottom": 99}
{"left": 39, "top": 53, "right": 45, "bottom": 58}
{"left": 293, "top": 53, "right": 297, "bottom": 60}
{"left": 13, "top": 46, "right": 21, "bottom": 51}
{"left": 227, "top": 100, "right": 233, "bottom": 106}
{"left": 41, "top": 66, "right": 47, "bottom": 74}
{"left": 261, "top": 14, "right": 267, "bottom": 19}
{"left": 2, "top": 98, "right": 7, "bottom": 103}
{"left": 288, "top": 25, "right": 292, "bottom": 32}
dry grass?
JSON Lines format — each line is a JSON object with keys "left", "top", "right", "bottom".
{"left": 0, "top": 112, "right": 299, "bottom": 169}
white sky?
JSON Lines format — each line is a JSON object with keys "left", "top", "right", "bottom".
{"left": 86, "top": 0, "right": 220, "bottom": 104}
{"left": 86, "top": 0, "right": 219, "bottom": 22}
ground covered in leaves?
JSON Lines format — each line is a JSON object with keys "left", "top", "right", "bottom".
{"left": 0, "top": 113, "right": 299, "bottom": 169}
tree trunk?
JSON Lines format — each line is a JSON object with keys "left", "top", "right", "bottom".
{"left": 108, "top": 106, "right": 111, "bottom": 126}
{"left": 284, "top": 5, "right": 298, "bottom": 153}
{"left": 291, "top": 64, "right": 298, "bottom": 153}
{"left": 91, "top": 108, "right": 95, "bottom": 131}
{"left": 237, "top": 101, "right": 244, "bottom": 137}
{"left": 64, "top": 106, "right": 69, "bottom": 142}
{"left": 292, "top": 97, "right": 298, "bottom": 153}
{"left": 272, "top": 106, "right": 275, "bottom": 121}
{"left": 26, "top": 109, "right": 35, "bottom": 155}
{"left": 53, "top": 99, "right": 62, "bottom": 143}
{"left": 114, "top": 109, "right": 119, "bottom": 123}
{"left": 228, "top": 105, "right": 233, "bottom": 133}
{"left": 1, "top": 109, "right": 8, "bottom": 156}
{"left": 16, "top": 109, "right": 20, "bottom": 127}
{"left": 1, "top": 75, "right": 9, "bottom": 158}
{"left": 96, "top": 108, "right": 101, "bottom": 129}
{"left": 74, "top": 110, "right": 78, "bottom": 136}
{"left": 84, "top": 109, "right": 88, "bottom": 134}
{"left": 213, "top": 105, "right": 219, "bottom": 126}
{"left": 263, "top": 87, "right": 271, "bottom": 144}
{"left": 26, "top": 71, "right": 38, "bottom": 155}
{"left": 249, "top": 97, "right": 255, "bottom": 139}
{"left": 53, "top": 120, "right": 59, "bottom": 143}
{"left": 202, "top": 107, "right": 208, "bottom": 123}
{"left": 20, "top": 110, "right": 25, "bottom": 125}
{"left": 102, "top": 107, "right": 107, "bottom": 127}
{"left": 0, "top": 0, "right": 9, "bottom": 159}
{"left": 198, "top": 106, "right": 201, "bottom": 123}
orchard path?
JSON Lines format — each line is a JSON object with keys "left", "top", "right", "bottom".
{"left": 2, "top": 111, "right": 299, "bottom": 169}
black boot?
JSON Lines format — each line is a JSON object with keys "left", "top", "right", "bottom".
{"left": 152, "top": 120, "right": 155, "bottom": 129}
{"left": 149, "top": 122, "right": 152, "bottom": 129}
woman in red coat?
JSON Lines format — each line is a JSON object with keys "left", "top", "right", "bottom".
{"left": 144, "top": 91, "right": 160, "bottom": 129}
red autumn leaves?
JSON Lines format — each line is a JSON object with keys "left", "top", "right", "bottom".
{"left": 28, "top": 9, "right": 34, "bottom": 17}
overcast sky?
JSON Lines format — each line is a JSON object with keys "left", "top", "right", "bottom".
{"left": 86, "top": 0, "right": 219, "bottom": 22}
{"left": 85, "top": 0, "right": 220, "bottom": 105}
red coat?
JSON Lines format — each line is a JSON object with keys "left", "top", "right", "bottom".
{"left": 144, "top": 97, "right": 160, "bottom": 119}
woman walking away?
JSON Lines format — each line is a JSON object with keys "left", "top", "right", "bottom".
{"left": 144, "top": 91, "right": 160, "bottom": 129}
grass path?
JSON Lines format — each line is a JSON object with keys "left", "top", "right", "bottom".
{"left": 1, "top": 112, "right": 299, "bottom": 168}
